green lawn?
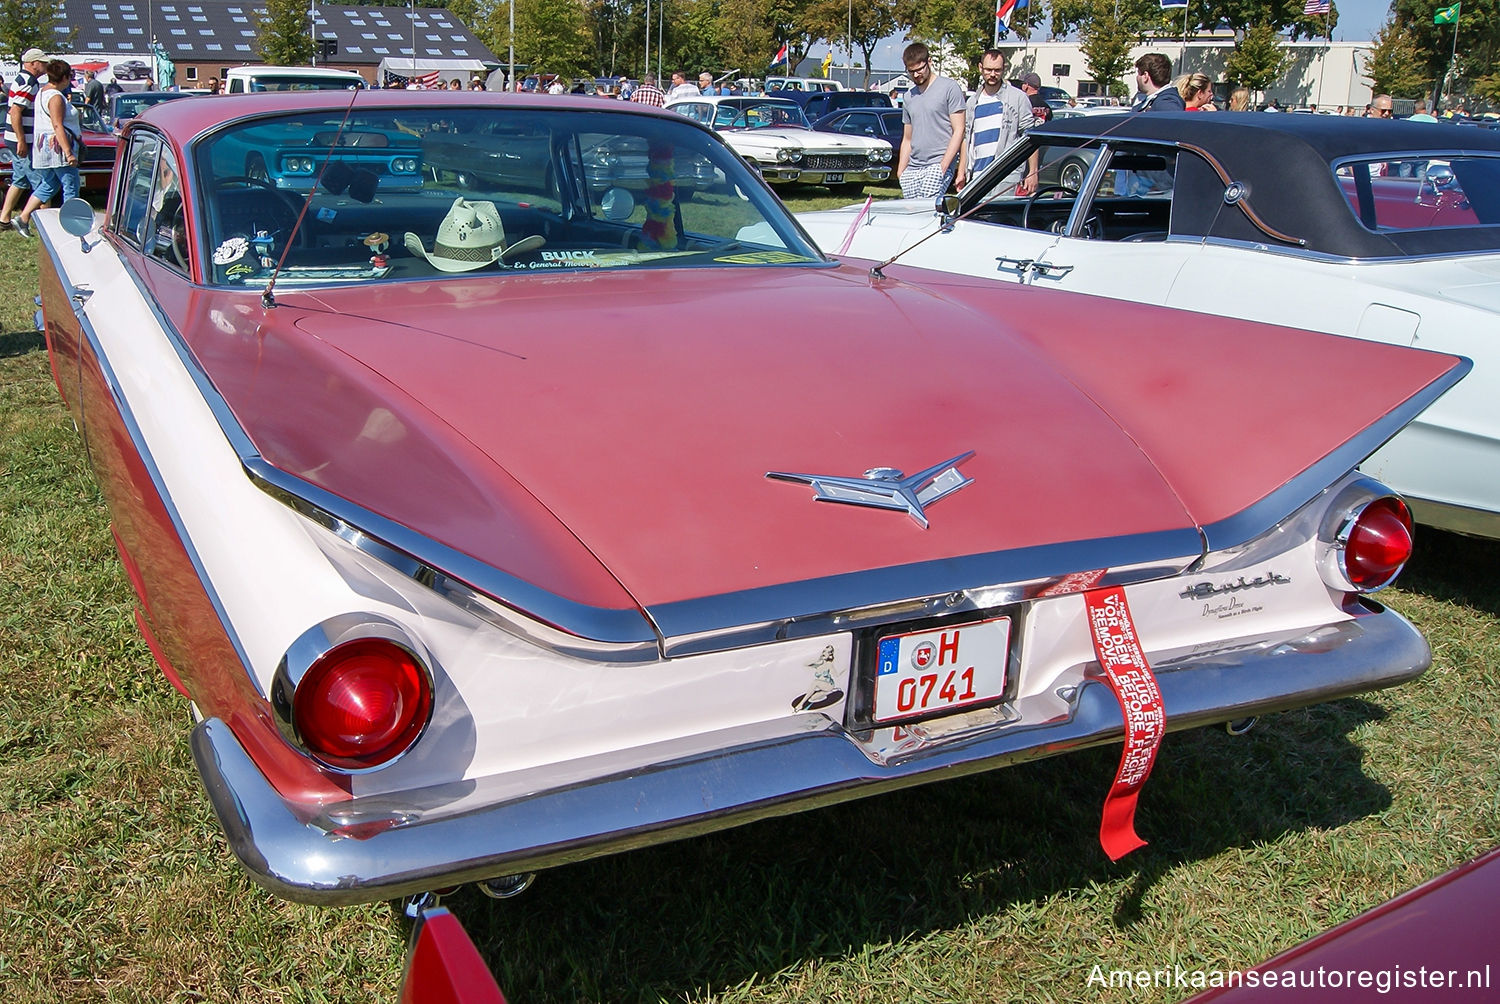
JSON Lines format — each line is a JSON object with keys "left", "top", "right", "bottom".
{"left": 0, "top": 197, "right": 1496, "bottom": 1003}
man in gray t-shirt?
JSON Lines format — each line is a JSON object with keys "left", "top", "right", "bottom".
{"left": 897, "top": 42, "right": 967, "bottom": 200}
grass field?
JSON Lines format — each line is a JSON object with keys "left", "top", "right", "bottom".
{"left": 1, "top": 192, "right": 1497, "bottom": 1003}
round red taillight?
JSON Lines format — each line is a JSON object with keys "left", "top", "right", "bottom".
{"left": 1342, "top": 496, "right": 1413, "bottom": 591}
{"left": 292, "top": 638, "right": 432, "bottom": 769}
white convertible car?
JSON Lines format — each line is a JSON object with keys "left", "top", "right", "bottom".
{"left": 668, "top": 94, "right": 892, "bottom": 193}
{"left": 799, "top": 114, "right": 1500, "bottom": 538}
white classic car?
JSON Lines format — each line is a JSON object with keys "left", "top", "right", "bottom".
{"left": 32, "top": 91, "right": 1466, "bottom": 925}
{"left": 798, "top": 113, "right": 1500, "bottom": 538}
{"left": 668, "top": 94, "right": 892, "bottom": 193}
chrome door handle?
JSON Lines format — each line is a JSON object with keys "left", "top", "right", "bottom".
{"left": 995, "top": 257, "right": 1074, "bottom": 281}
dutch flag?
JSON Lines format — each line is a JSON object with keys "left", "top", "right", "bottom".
{"left": 769, "top": 42, "right": 789, "bottom": 68}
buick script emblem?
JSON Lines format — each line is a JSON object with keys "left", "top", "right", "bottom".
{"left": 766, "top": 451, "right": 975, "bottom": 529}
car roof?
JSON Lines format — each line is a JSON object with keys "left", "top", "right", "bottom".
{"left": 134, "top": 89, "right": 683, "bottom": 139}
{"left": 1026, "top": 112, "right": 1500, "bottom": 258}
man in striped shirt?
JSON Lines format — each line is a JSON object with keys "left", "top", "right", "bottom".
{"left": 3, "top": 48, "right": 48, "bottom": 236}
{"left": 959, "top": 49, "right": 1037, "bottom": 195}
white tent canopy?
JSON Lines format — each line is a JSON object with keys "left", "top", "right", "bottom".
{"left": 378, "top": 56, "right": 490, "bottom": 82}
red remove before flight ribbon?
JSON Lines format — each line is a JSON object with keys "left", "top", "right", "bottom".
{"left": 1084, "top": 585, "right": 1166, "bottom": 861}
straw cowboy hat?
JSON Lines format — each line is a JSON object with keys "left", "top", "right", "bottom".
{"left": 403, "top": 197, "right": 544, "bottom": 272}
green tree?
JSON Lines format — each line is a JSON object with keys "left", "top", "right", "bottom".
{"left": 1077, "top": 1, "right": 1135, "bottom": 97}
{"left": 1223, "top": 21, "right": 1290, "bottom": 95}
{"left": 803, "top": 0, "right": 896, "bottom": 85}
{"left": 1390, "top": 0, "right": 1500, "bottom": 107}
{"left": 713, "top": 0, "right": 776, "bottom": 79}
{"left": 0, "top": 0, "right": 62, "bottom": 62}
{"left": 513, "top": 0, "right": 592, "bottom": 80}
{"left": 258, "top": 0, "right": 315, "bottom": 65}
{"left": 1364, "top": 20, "right": 1432, "bottom": 97}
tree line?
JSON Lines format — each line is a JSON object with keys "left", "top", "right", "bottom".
{"left": 2, "top": 0, "right": 1495, "bottom": 107}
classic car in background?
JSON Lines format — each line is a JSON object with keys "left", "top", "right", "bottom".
{"left": 423, "top": 118, "right": 720, "bottom": 200}
{"left": 34, "top": 92, "right": 1465, "bottom": 926}
{"left": 668, "top": 94, "right": 891, "bottom": 193}
{"left": 798, "top": 114, "right": 1500, "bottom": 538}
{"left": 811, "top": 106, "right": 905, "bottom": 149}
{"left": 205, "top": 104, "right": 424, "bottom": 195}
{"left": 1, "top": 102, "right": 117, "bottom": 194}
{"left": 105, "top": 89, "right": 193, "bottom": 134}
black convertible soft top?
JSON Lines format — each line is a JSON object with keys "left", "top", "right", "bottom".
{"left": 1024, "top": 112, "right": 1500, "bottom": 258}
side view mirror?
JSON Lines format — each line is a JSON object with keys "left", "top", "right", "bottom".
{"left": 60, "top": 197, "right": 98, "bottom": 252}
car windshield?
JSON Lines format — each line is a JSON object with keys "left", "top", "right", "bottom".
{"left": 112, "top": 92, "right": 189, "bottom": 121}
{"left": 712, "top": 100, "right": 811, "bottom": 130}
{"left": 75, "top": 104, "right": 107, "bottom": 133}
{"left": 185, "top": 104, "right": 821, "bottom": 287}
{"left": 1334, "top": 155, "right": 1500, "bottom": 231}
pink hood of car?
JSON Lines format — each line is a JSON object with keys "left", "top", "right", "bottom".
{"left": 179, "top": 263, "right": 1460, "bottom": 623}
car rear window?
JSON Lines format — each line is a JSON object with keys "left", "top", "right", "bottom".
{"left": 1334, "top": 155, "right": 1500, "bottom": 231}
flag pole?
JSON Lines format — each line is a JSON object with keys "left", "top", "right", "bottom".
{"left": 1181, "top": 0, "right": 1190, "bottom": 70}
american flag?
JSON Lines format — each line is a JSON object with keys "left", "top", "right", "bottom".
{"left": 414, "top": 69, "right": 441, "bottom": 88}
{"left": 1303, "top": 0, "right": 1331, "bottom": 14}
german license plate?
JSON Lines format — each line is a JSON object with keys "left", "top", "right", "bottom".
{"left": 823, "top": 172, "right": 844, "bottom": 184}
{"left": 873, "top": 616, "right": 1011, "bottom": 723}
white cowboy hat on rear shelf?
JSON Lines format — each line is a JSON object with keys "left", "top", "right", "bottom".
{"left": 404, "top": 197, "right": 544, "bottom": 272}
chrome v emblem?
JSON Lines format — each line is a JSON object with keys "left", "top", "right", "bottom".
{"left": 766, "top": 452, "right": 975, "bottom": 529}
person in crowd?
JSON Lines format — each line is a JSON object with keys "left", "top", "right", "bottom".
{"left": 446, "top": 78, "right": 462, "bottom": 90}
{"left": 1228, "top": 87, "right": 1251, "bottom": 111}
{"left": 1018, "top": 72, "right": 1052, "bottom": 123}
{"left": 14, "top": 59, "right": 81, "bottom": 235}
{"left": 1367, "top": 94, "right": 1393, "bottom": 117}
{"left": 631, "top": 76, "right": 666, "bottom": 107}
{"left": 959, "top": 48, "right": 1035, "bottom": 192}
{"left": 206, "top": 76, "right": 221, "bottom": 94}
{"left": 618, "top": 77, "right": 635, "bottom": 100}
{"left": 666, "top": 70, "right": 700, "bottom": 100}
{"left": 82, "top": 69, "right": 105, "bottom": 116}
{"left": 1409, "top": 100, "right": 1438, "bottom": 123}
{"left": 469, "top": 77, "right": 485, "bottom": 91}
{"left": 547, "top": 76, "right": 565, "bottom": 95}
{"left": 1178, "top": 72, "right": 1216, "bottom": 111}
{"left": 896, "top": 42, "right": 966, "bottom": 199}
{"left": 698, "top": 72, "right": 717, "bottom": 96}
{"left": 1130, "top": 53, "right": 1186, "bottom": 112}
{"left": 2, "top": 47, "right": 47, "bottom": 236}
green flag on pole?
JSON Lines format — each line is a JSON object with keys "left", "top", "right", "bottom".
{"left": 1434, "top": 2, "right": 1459, "bottom": 23}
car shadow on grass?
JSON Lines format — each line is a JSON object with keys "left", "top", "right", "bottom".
{"left": 1401, "top": 527, "right": 1500, "bottom": 617}
{"left": 448, "top": 696, "right": 1391, "bottom": 1002}
{"left": 0, "top": 330, "right": 45, "bottom": 358}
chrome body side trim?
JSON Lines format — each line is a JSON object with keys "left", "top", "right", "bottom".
{"left": 192, "top": 602, "right": 1429, "bottom": 906}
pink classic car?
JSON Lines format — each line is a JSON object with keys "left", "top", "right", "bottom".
{"left": 32, "top": 89, "right": 1465, "bottom": 965}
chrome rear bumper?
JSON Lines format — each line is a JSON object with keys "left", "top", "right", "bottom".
{"left": 193, "top": 602, "right": 1428, "bottom": 905}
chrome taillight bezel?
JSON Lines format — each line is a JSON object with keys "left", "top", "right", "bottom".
{"left": 1316, "top": 478, "right": 1413, "bottom": 595}
{"left": 271, "top": 614, "right": 435, "bottom": 773}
